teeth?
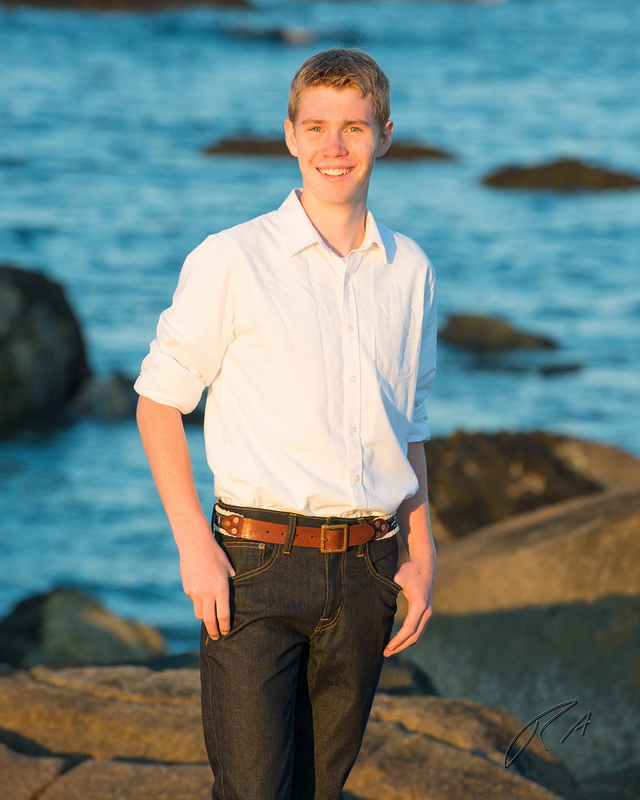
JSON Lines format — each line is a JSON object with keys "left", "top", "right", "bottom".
{"left": 319, "top": 168, "right": 351, "bottom": 176}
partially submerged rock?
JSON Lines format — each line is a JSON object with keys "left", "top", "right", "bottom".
{"left": 0, "top": 265, "right": 90, "bottom": 432}
{"left": 204, "top": 137, "right": 454, "bottom": 160}
{"left": 482, "top": 158, "right": 640, "bottom": 190}
{"left": 440, "top": 314, "right": 556, "bottom": 352}
{"left": 0, "top": 588, "right": 166, "bottom": 668}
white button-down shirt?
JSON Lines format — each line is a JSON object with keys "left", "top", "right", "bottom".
{"left": 135, "top": 190, "right": 437, "bottom": 518}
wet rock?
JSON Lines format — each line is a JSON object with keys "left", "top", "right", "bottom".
{"left": 70, "top": 372, "right": 138, "bottom": 419}
{"left": 482, "top": 158, "right": 640, "bottom": 190}
{"left": 423, "top": 430, "right": 640, "bottom": 541}
{"left": 204, "top": 137, "right": 454, "bottom": 160}
{"left": 440, "top": 313, "right": 556, "bottom": 352}
{"left": 0, "top": 588, "right": 166, "bottom": 668}
{"left": 0, "top": 265, "right": 90, "bottom": 432}
{"left": 412, "top": 488, "right": 640, "bottom": 780}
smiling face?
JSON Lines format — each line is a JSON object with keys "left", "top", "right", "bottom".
{"left": 284, "top": 84, "right": 392, "bottom": 216}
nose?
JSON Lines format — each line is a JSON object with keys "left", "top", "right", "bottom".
{"left": 322, "top": 130, "right": 348, "bottom": 158}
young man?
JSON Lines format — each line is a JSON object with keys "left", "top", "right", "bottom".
{"left": 135, "top": 49, "right": 437, "bottom": 800}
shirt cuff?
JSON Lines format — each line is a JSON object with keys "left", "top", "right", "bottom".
{"left": 134, "top": 350, "right": 206, "bottom": 415}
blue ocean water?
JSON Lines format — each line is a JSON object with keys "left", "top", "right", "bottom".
{"left": 1, "top": 0, "right": 639, "bottom": 651}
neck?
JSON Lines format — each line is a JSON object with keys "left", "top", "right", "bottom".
{"left": 298, "top": 193, "right": 368, "bottom": 258}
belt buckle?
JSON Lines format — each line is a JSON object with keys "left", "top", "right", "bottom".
{"left": 320, "top": 524, "right": 348, "bottom": 553}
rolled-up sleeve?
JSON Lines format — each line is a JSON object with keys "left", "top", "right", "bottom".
{"left": 134, "top": 235, "right": 236, "bottom": 414}
{"left": 408, "top": 262, "right": 437, "bottom": 443}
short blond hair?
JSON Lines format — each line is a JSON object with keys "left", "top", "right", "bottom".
{"left": 288, "top": 49, "right": 390, "bottom": 133}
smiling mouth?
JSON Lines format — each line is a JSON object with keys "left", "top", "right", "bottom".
{"left": 317, "top": 168, "right": 353, "bottom": 176}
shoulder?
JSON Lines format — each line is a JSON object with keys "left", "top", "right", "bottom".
{"left": 182, "top": 207, "right": 280, "bottom": 270}
{"left": 377, "top": 222, "right": 435, "bottom": 279}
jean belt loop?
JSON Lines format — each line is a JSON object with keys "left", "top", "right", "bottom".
{"left": 283, "top": 514, "right": 297, "bottom": 555}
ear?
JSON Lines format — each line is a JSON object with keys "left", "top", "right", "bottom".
{"left": 284, "top": 118, "right": 298, "bottom": 158}
{"left": 376, "top": 120, "right": 393, "bottom": 158}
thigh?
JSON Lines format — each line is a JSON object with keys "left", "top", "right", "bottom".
{"left": 200, "top": 537, "right": 314, "bottom": 800}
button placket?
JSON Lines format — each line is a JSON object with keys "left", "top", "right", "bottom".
{"left": 342, "top": 260, "right": 364, "bottom": 504}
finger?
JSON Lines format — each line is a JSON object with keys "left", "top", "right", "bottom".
{"left": 215, "top": 597, "right": 232, "bottom": 636}
{"left": 384, "top": 607, "right": 431, "bottom": 656}
{"left": 202, "top": 602, "right": 221, "bottom": 640}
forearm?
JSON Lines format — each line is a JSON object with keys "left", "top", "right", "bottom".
{"left": 137, "top": 395, "right": 233, "bottom": 638}
{"left": 397, "top": 441, "right": 436, "bottom": 573}
{"left": 384, "top": 441, "right": 435, "bottom": 655}
{"left": 136, "top": 395, "right": 209, "bottom": 547}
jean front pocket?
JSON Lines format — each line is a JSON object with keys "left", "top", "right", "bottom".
{"left": 364, "top": 536, "right": 402, "bottom": 593}
{"left": 218, "top": 536, "right": 280, "bottom": 583}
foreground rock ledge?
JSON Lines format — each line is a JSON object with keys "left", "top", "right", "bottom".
{"left": 0, "top": 664, "right": 581, "bottom": 800}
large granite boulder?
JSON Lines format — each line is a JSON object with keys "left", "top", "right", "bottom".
{"left": 0, "top": 266, "right": 90, "bottom": 431}
{"left": 0, "top": 588, "right": 166, "bottom": 668}
{"left": 482, "top": 158, "right": 640, "bottom": 190}
{"left": 411, "top": 488, "right": 640, "bottom": 781}
{"left": 440, "top": 314, "right": 557, "bottom": 353}
{"left": 0, "top": 663, "right": 582, "bottom": 800}
{"left": 424, "top": 431, "right": 640, "bottom": 541}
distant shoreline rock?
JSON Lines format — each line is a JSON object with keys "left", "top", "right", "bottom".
{"left": 0, "top": 0, "right": 247, "bottom": 9}
{"left": 204, "top": 136, "right": 455, "bottom": 160}
{"left": 482, "top": 157, "right": 640, "bottom": 190}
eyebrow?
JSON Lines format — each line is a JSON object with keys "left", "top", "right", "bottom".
{"left": 300, "top": 118, "right": 373, "bottom": 128}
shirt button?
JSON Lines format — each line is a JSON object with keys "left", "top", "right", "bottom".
{"left": 350, "top": 426, "right": 357, "bottom": 434}
{"left": 348, "top": 325, "right": 354, "bottom": 333}
{"left": 353, "top": 475, "right": 360, "bottom": 483}
{"left": 350, "top": 375, "right": 357, "bottom": 383}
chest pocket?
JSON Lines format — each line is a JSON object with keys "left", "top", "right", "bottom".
{"left": 375, "top": 305, "right": 420, "bottom": 381}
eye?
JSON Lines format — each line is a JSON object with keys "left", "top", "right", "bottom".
{"left": 308, "top": 126, "right": 322, "bottom": 132}
{"left": 347, "top": 126, "right": 362, "bottom": 133}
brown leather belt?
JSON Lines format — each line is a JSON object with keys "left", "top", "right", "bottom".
{"left": 217, "top": 510, "right": 394, "bottom": 554}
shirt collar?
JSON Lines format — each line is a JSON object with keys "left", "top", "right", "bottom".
{"left": 277, "top": 189, "right": 390, "bottom": 262}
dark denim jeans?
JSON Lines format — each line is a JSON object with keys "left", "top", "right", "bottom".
{"left": 200, "top": 528, "right": 401, "bottom": 800}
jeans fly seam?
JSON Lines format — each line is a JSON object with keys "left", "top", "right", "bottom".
{"left": 313, "top": 552, "right": 346, "bottom": 633}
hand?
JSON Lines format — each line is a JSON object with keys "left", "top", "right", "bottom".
{"left": 383, "top": 558, "right": 433, "bottom": 657}
{"left": 177, "top": 521, "right": 236, "bottom": 640}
